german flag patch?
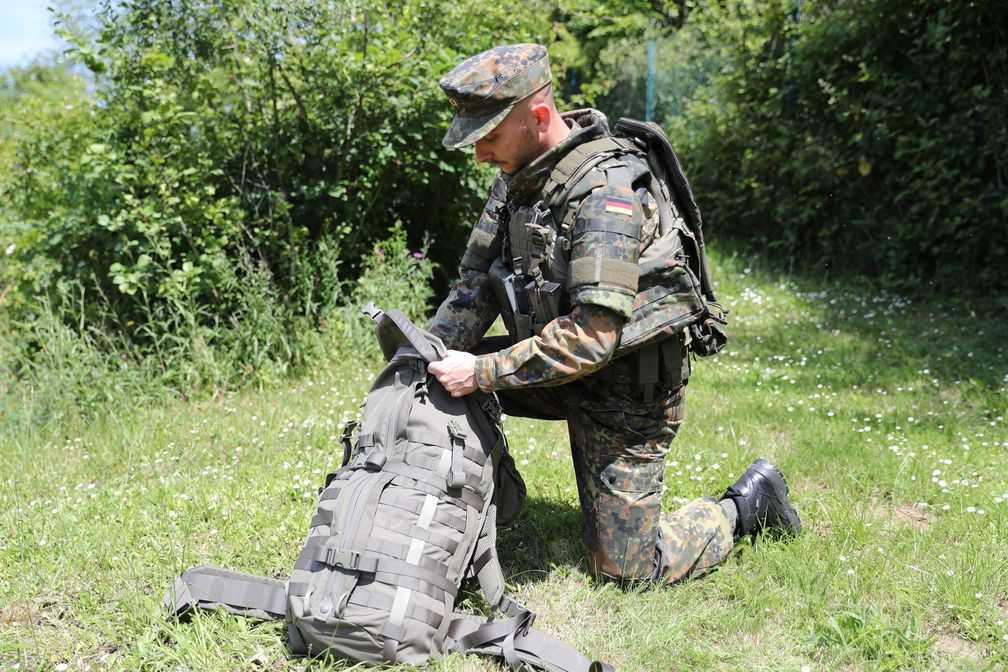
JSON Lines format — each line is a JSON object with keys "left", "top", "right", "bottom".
{"left": 604, "top": 197, "right": 633, "bottom": 216}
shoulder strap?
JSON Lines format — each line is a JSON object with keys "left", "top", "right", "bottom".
{"left": 165, "top": 565, "right": 287, "bottom": 622}
{"left": 613, "top": 118, "right": 718, "bottom": 303}
{"left": 543, "top": 136, "right": 636, "bottom": 213}
{"left": 448, "top": 611, "right": 615, "bottom": 672}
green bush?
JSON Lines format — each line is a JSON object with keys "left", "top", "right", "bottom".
{"left": 0, "top": 0, "right": 550, "bottom": 402}
{"left": 678, "top": 0, "right": 1008, "bottom": 292}
{"left": 0, "top": 225, "right": 432, "bottom": 427}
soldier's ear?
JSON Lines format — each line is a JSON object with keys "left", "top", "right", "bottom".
{"left": 530, "top": 101, "right": 551, "bottom": 130}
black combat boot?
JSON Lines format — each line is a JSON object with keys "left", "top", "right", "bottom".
{"left": 720, "top": 458, "right": 801, "bottom": 538}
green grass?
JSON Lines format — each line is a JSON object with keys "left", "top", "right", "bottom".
{"left": 2, "top": 248, "right": 1007, "bottom": 671}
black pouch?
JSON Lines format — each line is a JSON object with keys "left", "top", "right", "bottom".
{"left": 494, "top": 447, "right": 526, "bottom": 525}
{"left": 689, "top": 302, "right": 728, "bottom": 357}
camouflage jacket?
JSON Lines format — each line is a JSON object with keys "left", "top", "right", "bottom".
{"left": 429, "top": 109, "right": 658, "bottom": 392}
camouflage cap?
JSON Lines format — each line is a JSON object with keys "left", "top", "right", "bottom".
{"left": 440, "top": 44, "right": 552, "bottom": 149}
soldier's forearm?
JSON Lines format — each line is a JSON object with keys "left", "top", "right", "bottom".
{"left": 474, "top": 304, "right": 623, "bottom": 391}
{"left": 428, "top": 272, "right": 500, "bottom": 352}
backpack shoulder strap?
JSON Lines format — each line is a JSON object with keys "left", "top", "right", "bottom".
{"left": 447, "top": 610, "right": 614, "bottom": 672}
{"left": 165, "top": 565, "right": 287, "bottom": 622}
{"left": 543, "top": 136, "right": 640, "bottom": 211}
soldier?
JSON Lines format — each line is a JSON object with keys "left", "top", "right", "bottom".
{"left": 427, "top": 44, "right": 801, "bottom": 583}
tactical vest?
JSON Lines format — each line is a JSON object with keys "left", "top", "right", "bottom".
{"left": 488, "top": 119, "right": 727, "bottom": 397}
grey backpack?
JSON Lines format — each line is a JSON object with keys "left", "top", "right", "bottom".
{"left": 165, "top": 305, "right": 613, "bottom": 671}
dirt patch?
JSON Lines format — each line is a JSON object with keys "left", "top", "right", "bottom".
{"left": 0, "top": 594, "right": 65, "bottom": 626}
{"left": 866, "top": 499, "right": 932, "bottom": 531}
{"left": 894, "top": 501, "right": 933, "bottom": 530}
{"left": 933, "top": 629, "right": 982, "bottom": 667}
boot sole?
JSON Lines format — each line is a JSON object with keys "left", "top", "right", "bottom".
{"left": 750, "top": 458, "right": 802, "bottom": 535}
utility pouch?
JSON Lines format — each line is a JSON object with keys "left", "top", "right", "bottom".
{"left": 525, "top": 278, "right": 563, "bottom": 333}
{"left": 689, "top": 302, "right": 728, "bottom": 358}
{"left": 489, "top": 257, "right": 531, "bottom": 340}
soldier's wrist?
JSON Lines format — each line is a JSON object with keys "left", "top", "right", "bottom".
{"left": 474, "top": 354, "right": 499, "bottom": 392}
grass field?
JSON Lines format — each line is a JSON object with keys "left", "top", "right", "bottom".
{"left": 2, "top": 249, "right": 1007, "bottom": 671}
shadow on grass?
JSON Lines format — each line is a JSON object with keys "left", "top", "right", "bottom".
{"left": 710, "top": 238, "right": 1008, "bottom": 415}
{"left": 496, "top": 495, "right": 587, "bottom": 587}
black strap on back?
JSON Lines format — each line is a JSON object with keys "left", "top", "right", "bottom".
{"left": 613, "top": 118, "right": 718, "bottom": 304}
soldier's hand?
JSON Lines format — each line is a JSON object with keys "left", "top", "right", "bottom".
{"left": 429, "top": 350, "right": 478, "bottom": 397}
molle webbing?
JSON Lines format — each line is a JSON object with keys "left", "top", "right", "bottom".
{"left": 165, "top": 306, "right": 610, "bottom": 671}
{"left": 165, "top": 566, "right": 287, "bottom": 622}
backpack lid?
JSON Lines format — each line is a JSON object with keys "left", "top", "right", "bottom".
{"left": 363, "top": 302, "right": 447, "bottom": 363}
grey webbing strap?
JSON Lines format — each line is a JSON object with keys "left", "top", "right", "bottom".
{"left": 408, "top": 452, "right": 480, "bottom": 483}
{"left": 378, "top": 491, "right": 468, "bottom": 533}
{"left": 383, "top": 308, "right": 442, "bottom": 364}
{"left": 382, "top": 621, "right": 404, "bottom": 664}
{"left": 371, "top": 571, "right": 448, "bottom": 602}
{"left": 165, "top": 566, "right": 287, "bottom": 622}
{"left": 286, "top": 580, "right": 310, "bottom": 598}
{"left": 407, "top": 429, "right": 487, "bottom": 464}
{"left": 447, "top": 421, "right": 467, "bottom": 489}
{"left": 383, "top": 462, "right": 485, "bottom": 510}
{"left": 448, "top": 612, "right": 609, "bottom": 672}
{"left": 385, "top": 513, "right": 459, "bottom": 553}
{"left": 371, "top": 512, "right": 460, "bottom": 554}
{"left": 450, "top": 611, "right": 533, "bottom": 655}
{"left": 311, "top": 503, "right": 466, "bottom": 537}
{"left": 318, "top": 485, "right": 345, "bottom": 503}
{"left": 388, "top": 471, "right": 486, "bottom": 513}
{"left": 364, "top": 536, "right": 445, "bottom": 575}
{"left": 347, "top": 588, "right": 441, "bottom": 627}
{"left": 371, "top": 557, "right": 458, "bottom": 597}
{"left": 340, "top": 420, "right": 358, "bottom": 467}
{"left": 309, "top": 510, "right": 331, "bottom": 529}
{"left": 302, "top": 537, "right": 380, "bottom": 573}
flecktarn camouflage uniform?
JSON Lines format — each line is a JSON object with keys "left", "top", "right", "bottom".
{"left": 431, "top": 45, "right": 734, "bottom": 583}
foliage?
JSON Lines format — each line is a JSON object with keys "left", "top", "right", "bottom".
{"left": 678, "top": 0, "right": 1008, "bottom": 292}
{"left": 0, "top": 0, "right": 549, "bottom": 399}
{"left": 333, "top": 222, "right": 436, "bottom": 360}
{"left": 0, "top": 226, "right": 430, "bottom": 429}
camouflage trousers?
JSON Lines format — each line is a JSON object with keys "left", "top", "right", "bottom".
{"left": 493, "top": 370, "right": 735, "bottom": 584}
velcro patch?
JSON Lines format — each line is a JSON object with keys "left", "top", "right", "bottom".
{"left": 604, "top": 198, "right": 633, "bottom": 217}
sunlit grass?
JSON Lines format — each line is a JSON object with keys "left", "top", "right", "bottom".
{"left": 2, "top": 247, "right": 1006, "bottom": 671}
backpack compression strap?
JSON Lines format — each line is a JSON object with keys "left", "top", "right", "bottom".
{"left": 448, "top": 611, "right": 615, "bottom": 672}
{"left": 165, "top": 565, "right": 287, "bottom": 622}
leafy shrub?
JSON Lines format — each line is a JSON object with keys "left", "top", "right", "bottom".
{"left": 0, "top": 225, "right": 432, "bottom": 426}
{"left": 335, "top": 223, "right": 436, "bottom": 360}
{"left": 679, "top": 0, "right": 1008, "bottom": 292}
{"left": 0, "top": 0, "right": 549, "bottom": 402}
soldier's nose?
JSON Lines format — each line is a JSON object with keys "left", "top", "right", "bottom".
{"left": 474, "top": 140, "right": 492, "bottom": 164}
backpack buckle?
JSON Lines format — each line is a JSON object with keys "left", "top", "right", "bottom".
{"left": 447, "top": 420, "right": 467, "bottom": 442}
{"left": 326, "top": 548, "right": 360, "bottom": 570}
